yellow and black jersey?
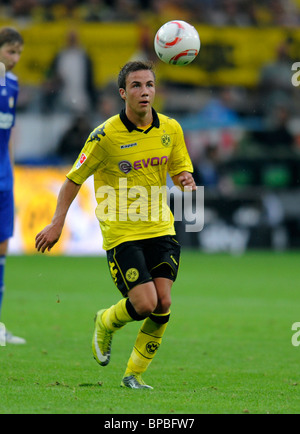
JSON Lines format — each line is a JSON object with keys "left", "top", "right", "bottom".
{"left": 67, "top": 108, "right": 193, "bottom": 250}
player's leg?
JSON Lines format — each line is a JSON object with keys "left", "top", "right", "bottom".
{"left": 92, "top": 241, "right": 154, "bottom": 366}
{"left": 0, "top": 191, "right": 11, "bottom": 319}
{"left": 121, "top": 278, "right": 172, "bottom": 389}
{"left": 0, "top": 190, "right": 14, "bottom": 321}
{"left": 121, "top": 236, "right": 180, "bottom": 389}
{"left": 0, "top": 239, "right": 8, "bottom": 319}
{"left": 0, "top": 191, "right": 26, "bottom": 344}
{"left": 0, "top": 190, "right": 14, "bottom": 320}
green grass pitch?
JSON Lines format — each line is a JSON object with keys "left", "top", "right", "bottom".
{"left": 1, "top": 251, "right": 300, "bottom": 414}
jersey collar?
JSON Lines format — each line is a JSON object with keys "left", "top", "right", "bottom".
{"left": 120, "top": 108, "right": 160, "bottom": 133}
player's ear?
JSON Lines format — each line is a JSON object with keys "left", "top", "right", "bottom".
{"left": 119, "top": 88, "right": 126, "bottom": 101}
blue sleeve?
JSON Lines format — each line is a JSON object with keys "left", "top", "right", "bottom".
{"left": 12, "top": 86, "right": 19, "bottom": 127}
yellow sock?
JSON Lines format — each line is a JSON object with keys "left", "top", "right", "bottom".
{"left": 102, "top": 298, "right": 134, "bottom": 332}
{"left": 124, "top": 311, "right": 170, "bottom": 376}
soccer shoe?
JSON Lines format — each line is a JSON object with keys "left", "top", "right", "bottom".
{"left": 92, "top": 309, "right": 113, "bottom": 366}
{"left": 5, "top": 331, "right": 26, "bottom": 345}
{"left": 121, "top": 374, "right": 153, "bottom": 390}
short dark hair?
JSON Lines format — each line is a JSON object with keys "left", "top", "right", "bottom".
{"left": 0, "top": 27, "right": 24, "bottom": 48}
{"left": 118, "top": 61, "right": 155, "bottom": 89}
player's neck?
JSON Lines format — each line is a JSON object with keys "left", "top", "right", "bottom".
{"left": 125, "top": 107, "right": 153, "bottom": 128}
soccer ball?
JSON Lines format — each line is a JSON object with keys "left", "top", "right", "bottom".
{"left": 154, "top": 20, "right": 200, "bottom": 66}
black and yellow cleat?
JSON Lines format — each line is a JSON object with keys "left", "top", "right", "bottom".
{"left": 92, "top": 309, "right": 113, "bottom": 366}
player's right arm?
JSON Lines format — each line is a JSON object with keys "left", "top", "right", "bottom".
{"left": 35, "top": 178, "right": 81, "bottom": 253}
{"left": 36, "top": 122, "right": 107, "bottom": 253}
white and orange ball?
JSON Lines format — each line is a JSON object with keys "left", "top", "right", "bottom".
{"left": 154, "top": 20, "right": 200, "bottom": 66}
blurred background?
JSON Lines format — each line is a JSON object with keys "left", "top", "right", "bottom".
{"left": 2, "top": 0, "right": 300, "bottom": 255}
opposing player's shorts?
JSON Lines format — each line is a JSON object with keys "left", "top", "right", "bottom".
{"left": 106, "top": 235, "right": 181, "bottom": 297}
{"left": 0, "top": 190, "right": 14, "bottom": 243}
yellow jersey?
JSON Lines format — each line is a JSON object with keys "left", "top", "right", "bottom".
{"left": 67, "top": 108, "right": 193, "bottom": 250}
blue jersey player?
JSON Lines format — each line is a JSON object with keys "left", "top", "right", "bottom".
{"left": 0, "top": 27, "right": 25, "bottom": 344}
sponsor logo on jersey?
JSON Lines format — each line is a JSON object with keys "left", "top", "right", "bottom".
{"left": 119, "top": 156, "right": 169, "bottom": 174}
{"left": 118, "top": 160, "right": 133, "bottom": 174}
{"left": 120, "top": 142, "right": 137, "bottom": 149}
{"left": 134, "top": 156, "right": 168, "bottom": 170}
{"left": 0, "top": 112, "right": 14, "bottom": 129}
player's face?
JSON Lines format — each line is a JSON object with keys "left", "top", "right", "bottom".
{"left": 0, "top": 42, "right": 23, "bottom": 71}
{"left": 120, "top": 70, "right": 155, "bottom": 122}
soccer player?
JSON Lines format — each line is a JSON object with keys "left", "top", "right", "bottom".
{"left": 35, "top": 61, "right": 196, "bottom": 389}
{"left": 0, "top": 27, "right": 26, "bottom": 344}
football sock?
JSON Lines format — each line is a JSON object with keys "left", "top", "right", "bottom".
{"left": 124, "top": 311, "right": 170, "bottom": 376}
{"left": 0, "top": 256, "right": 6, "bottom": 319}
{"left": 102, "top": 298, "right": 144, "bottom": 332}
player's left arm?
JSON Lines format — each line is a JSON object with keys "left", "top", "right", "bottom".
{"left": 172, "top": 171, "right": 197, "bottom": 191}
{"left": 168, "top": 120, "right": 196, "bottom": 191}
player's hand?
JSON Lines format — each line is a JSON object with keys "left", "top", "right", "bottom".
{"left": 35, "top": 223, "right": 62, "bottom": 253}
{"left": 173, "top": 171, "right": 197, "bottom": 191}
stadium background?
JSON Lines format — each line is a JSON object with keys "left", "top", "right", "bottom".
{"left": 2, "top": 0, "right": 300, "bottom": 255}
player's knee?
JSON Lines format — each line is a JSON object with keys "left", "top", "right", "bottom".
{"left": 133, "top": 294, "right": 157, "bottom": 317}
{"left": 156, "top": 295, "right": 172, "bottom": 314}
{"left": 127, "top": 297, "right": 156, "bottom": 319}
{"left": 135, "top": 300, "right": 157, "bottom": 318}
{"left": 128, "top": 283, "right": 158, "bottom": 318}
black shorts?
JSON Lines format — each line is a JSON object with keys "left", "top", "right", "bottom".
{"left": 106, "top": 235, "right": 181, "bottom": 297}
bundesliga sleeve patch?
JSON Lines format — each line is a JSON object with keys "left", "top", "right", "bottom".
{"left": 76, "top": 153, "right": 87, "bottom": 169}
